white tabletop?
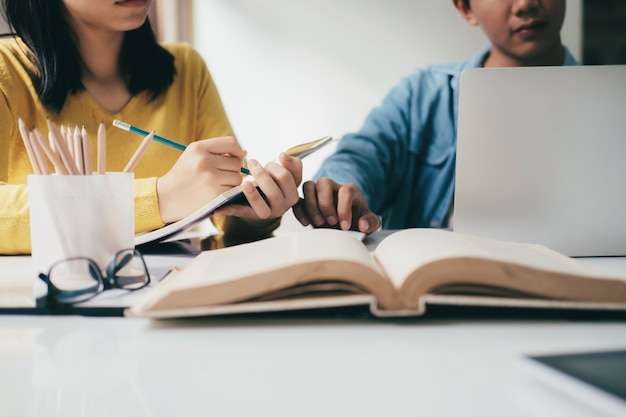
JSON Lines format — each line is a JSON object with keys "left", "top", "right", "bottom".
{"left": 1, "top": 315, "right": 625, "bottom": 417}
{"left": 1, "top": 223, "right": 626, "bottom": 417}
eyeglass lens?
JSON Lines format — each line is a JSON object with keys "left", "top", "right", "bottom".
{"left": 47, "top": 258, "right": 103, "bottom": 304}
{"left": 107, "top": 249, "right": 150, "bottom": 290}
{"left": 46, "top": 249, "right": 150, "bottom": 304}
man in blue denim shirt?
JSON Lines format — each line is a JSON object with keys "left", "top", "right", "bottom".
{"left": 293, "top": 0, "right": 577, "bottom": 233}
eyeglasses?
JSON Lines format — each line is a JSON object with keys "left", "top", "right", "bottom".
{"left": 38, "top": 248, "right": 150, "bottom": 305}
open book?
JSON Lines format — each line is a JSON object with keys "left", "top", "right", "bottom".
{"left": 128, "top": 228, "right": 626, "bottom": 319}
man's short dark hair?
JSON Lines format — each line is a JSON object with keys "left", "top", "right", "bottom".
{"left": 463, "top": 0, "right": 470, "bottom": 8}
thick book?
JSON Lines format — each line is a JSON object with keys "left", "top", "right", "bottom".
{"left": 128, "top": 228, "right": 626, "bottom": 319}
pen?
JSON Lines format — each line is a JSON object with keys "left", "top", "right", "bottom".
{"left": 112, "top": 119, "right": 251, "bottom": 175}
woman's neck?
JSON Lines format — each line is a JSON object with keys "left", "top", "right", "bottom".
{"left": 76, "top": 27, "right": 132, "bottom": 113}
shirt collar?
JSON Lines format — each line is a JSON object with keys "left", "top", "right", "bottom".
{"left": 445, "top": 45, "right": 579, "bottom": 91}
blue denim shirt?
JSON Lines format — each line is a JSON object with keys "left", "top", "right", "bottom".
{"left": 315, "top": 46, "right": 578, "bottom": 229}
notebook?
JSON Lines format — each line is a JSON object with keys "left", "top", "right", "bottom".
{"left": 453, "top": 65, "right": 626, "bottom": 256}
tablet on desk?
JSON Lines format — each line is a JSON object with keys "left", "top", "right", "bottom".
{"left": 522, "top": 349, "right": 626, "bottom": 417}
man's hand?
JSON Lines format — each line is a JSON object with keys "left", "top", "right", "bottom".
{"left": 293, "top": 177, "right": 380, "bottom": 234}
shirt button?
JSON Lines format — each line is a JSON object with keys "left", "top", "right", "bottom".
{"left": 431, "top": 220, "right": 439, "bottom": 227}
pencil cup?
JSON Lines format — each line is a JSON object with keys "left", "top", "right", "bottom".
{"left": 28, "top": 173, "right": 134, "bottom": 278}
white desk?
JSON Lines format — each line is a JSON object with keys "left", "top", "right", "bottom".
{"left": 1, "top": 315, "right": 625, "bottom": 417}
{"left": 1, "top": 228, "right": 626, "bottom": 417}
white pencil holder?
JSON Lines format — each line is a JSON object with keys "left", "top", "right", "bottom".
{"left": 28, "top": 173, "right": 134, "bottom": 277}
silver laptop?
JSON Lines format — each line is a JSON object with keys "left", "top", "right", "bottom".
{"left": 453, "top": 65, "right": 626, "bottom": 257}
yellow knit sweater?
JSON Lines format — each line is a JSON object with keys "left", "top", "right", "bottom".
{"left": 0, "top": 38, "right": 235, "bottom": 254}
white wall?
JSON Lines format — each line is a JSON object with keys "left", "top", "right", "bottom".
{"left": 193, "top": 1, "right": 582, "bottom": 181}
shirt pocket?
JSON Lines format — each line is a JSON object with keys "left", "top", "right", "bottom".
{"left": 412, "top": 136, "right": 453, "bottom": 167}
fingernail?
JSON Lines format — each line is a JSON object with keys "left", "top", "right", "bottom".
{"left": 313, "top": 215, "right": 324, "bottom": 226}
{"left": 327, "top": 216, "right": 337, "bottom": 225}
{"left": 340, "top": 220, "right": 349, "bottom": 230}
{"left": 243, "top": 181, "right": 256, "bottom": 192}
{"left": 248, "top": 159, "right": 261, "bottom": 172}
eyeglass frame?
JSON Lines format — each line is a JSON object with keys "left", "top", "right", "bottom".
{"left": 37, "top": 248, "right": 151, "bottom": 306}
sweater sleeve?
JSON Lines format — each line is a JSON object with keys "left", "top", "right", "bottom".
{"left": 0, "top": 81, "right": 32, "bottom": 253}
{"left": 0, "top": 182, "right": 32, "bottom": 254}
{"left": 134, "top": 176, "right": 165, "bottom": 233}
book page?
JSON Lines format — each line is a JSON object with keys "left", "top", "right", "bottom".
{"left": 175, "top": 230, "right": 381, "bottom": 288}
{"left": 373, "top": 229, "right": 626, "bottom": 308}
{"left": 133, "top": 229, "right": 403, "bottom": 314}
{"left": 374, "top": 229, "right": 612, "bottom": 290}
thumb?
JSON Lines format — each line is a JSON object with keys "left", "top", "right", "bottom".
{"left": 279, "top": 152, "right": 303, "bottom": 186}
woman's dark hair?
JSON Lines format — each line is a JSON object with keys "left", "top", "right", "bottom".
{"left": 2, "top": 0, "right": 176, "bottom": 113}
{"left": 462, "top": 0, "right": 470, "bottom": 9}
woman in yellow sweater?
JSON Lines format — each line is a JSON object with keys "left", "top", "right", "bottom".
{"left": 0, "top": 0, "right": 302, "bottom": 254}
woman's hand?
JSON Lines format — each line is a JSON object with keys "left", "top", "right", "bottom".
{"left": 156, "top": 136, "right": 245, "bottom": 224}
{"left": 214, "top": 152, "right": 303, "bottom": 224}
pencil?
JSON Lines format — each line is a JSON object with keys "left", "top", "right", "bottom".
{"left": 28, "top": 130, "right": 50, "bottom": 175}
{"left": 32, "top": 127, "right": 69, "bottom": 175}
{"left": 73, "top": 125, "right": 84, "bottom": 174}
{"left": 112, "top": 119, "right": 252, "bottom": 175}
{"left": 46, "top": 119, "right": 79, "bottom": 175}
{"left": 113, "top": 119, "right": 186, "bottom": 151}
{"left": 81, "top": 125, "right": 92, "bottom": 175}
{"left": 97, "top": 121, "right": 106, "bottom": 174}
{"left": 123, "top": 130, "right": 155, "bottom": 173}
{"left": 18, "top": 118, "right": 43, "bottom": 175}
{"left": 64, "top": 124, "right": 75, "bottom": 160}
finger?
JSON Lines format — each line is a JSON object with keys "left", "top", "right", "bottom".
{"left": 278, "top": 152, "right": 303, "bottom": 186}
{"left": 302, "top": 180, "right": 325, "bottom": 226}
{"left": 337, "top": 183, "right": 379, "bottom": 233}
{"left": 315, "top": 178, "right": 340, "bottom": 226}
{"left": 213, "top": 154, "right": 247, "bottom": 175}
{"left": 187, "top": 145, "right": 244, "bottom": 179}
{"left": 336, "top": 184, "right": 357, "bottom": 231}
{"left": 358, "top": 213, "right": 381, "bottom": 234}
{"left": 242, "top": 176, "right": 272, "bottom": 219}
{"left": 263, "top": 162, "right": 300, "bottom": 208}
{"left": 292, "top": 198, "right": 311, "bottom": 227}
{"left": 194, "top": 136, "right": 245, "bottom": 159}
{"left": 194, "top": 157, "right": 243, "bottom": 186}
{"left": 213, "top": 202, "right": 253, "bottom": 218}
{"left": 247, "top": 159, "right": 283, "bottom": 206}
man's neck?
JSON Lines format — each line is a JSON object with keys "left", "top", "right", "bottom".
{"left": 484, "top": 41, "right": 565, "bottom": 68}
